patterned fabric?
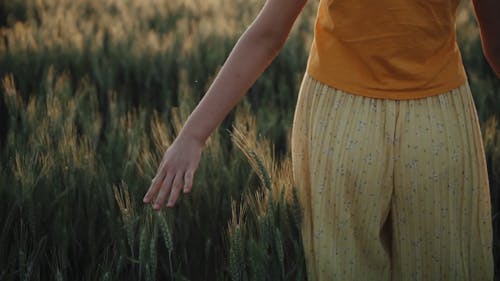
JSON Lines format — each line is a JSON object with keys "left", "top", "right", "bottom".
{"left": 291, "top": 74, "right": 493, "bottom": 280}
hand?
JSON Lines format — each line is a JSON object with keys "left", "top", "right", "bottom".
{"left": 143, "top": 135, "right": 204, "bottom": 210}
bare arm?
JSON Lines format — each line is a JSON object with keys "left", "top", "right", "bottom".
{"left": 471, "top": 0, "right": 500, "bottom": 77}
{"left": 178, "top": 0, "right": 307, "bottom": 145}
{"left": 144, "top": 0, "right": 308, "bottom": 209}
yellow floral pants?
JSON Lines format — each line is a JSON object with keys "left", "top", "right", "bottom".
{"left": 291, "top": 74, "right": 493, "bottom": 280}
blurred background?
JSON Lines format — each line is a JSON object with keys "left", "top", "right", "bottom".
{"left": 0, "top": 0, "right": 498, "bottom": 280}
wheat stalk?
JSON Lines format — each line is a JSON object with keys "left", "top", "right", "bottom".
{"left": 275, "top": 228, "right": 285, "bottom": 279}
{"left": 139, "top": 225, "right": 149, "bottom": 271}
{"left": 149, "top": 225, "right": 158, "bottom": 281}
{"left": 113, "top": 183, "right": 136, "bottom": 256}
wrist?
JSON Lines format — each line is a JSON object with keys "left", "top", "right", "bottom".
{"left": 176, "top": 128, "right": 207, "bottom": 149}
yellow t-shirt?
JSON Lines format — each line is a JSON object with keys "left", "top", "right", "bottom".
{"left": 306, "top": 0, "right": 468, "bottom": 100}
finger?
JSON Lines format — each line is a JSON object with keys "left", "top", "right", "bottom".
{"left": 167, "top": 173, "right": 184, "bottom": 208}
{"left": 153, "top": 171, "right": 175, "bottom": 210}
{"left": 183, "top": 169, "right": 194, "bottom": 193}
{"left": 143, "top": 172, "right": 165, "bottom": 203}
{"left": 144, "top": 151, "right": 171, "bottom": 202}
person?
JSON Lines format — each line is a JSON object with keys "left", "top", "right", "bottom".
{"left": 143, "top": 0, "right": 500, "bottom": 279}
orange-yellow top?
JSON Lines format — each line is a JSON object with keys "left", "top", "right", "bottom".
{"left": 306, "top": 0, "right": 467, "bottom": 100}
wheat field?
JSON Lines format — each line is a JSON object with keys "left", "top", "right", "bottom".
{"left": 0, "top": 0, "right": 498, "bottom": 280}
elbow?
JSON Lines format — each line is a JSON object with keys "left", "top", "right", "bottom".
{"left": 247, "top": 25, "right": 289, "bottom": 57}
{"left": 254, "top": 23, "right": 298, "bottom": 56}
{"left": 266, "top": 31, "right": 289, "bottom": 52}
{"left": 483, "top": 45, "right": 500, "bottom": 78}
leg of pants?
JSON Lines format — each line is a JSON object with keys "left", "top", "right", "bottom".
{"left": 291, "top": 74, "right": 493, "bottom": 281}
